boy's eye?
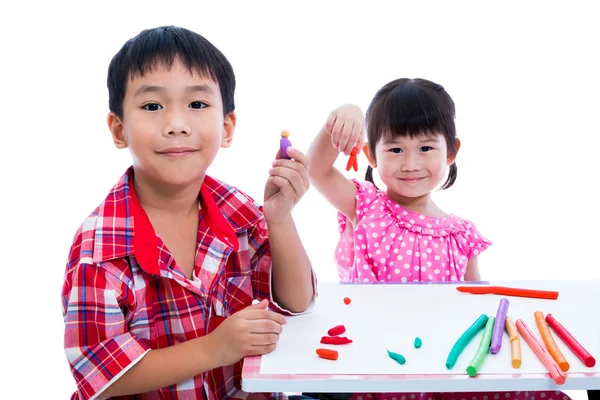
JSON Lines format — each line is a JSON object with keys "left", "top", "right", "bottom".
{"left": 142, "top": 103, "right": 162, "bottom": 111}
{"left": 390, "top": 148, "right": 403, "bottom": 154}
{"left": 420, "top": 146, "right": 433, "bottom": 152}
{"left": 189, "top": 101, "right": 207, "bottom": 109}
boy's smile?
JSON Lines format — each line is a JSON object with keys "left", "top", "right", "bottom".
{"left": 108, "top": 58, "right": 235, "bottom": 189}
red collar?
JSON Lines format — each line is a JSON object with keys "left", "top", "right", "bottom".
{"left": 130, "top": 172, "right": 239, "bottom": 275}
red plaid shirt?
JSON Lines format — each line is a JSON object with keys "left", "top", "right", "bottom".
{"left": 62, "top": 167, "right": 315, "bottom": 400}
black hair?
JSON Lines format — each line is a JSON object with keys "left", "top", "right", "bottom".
{"left": 107, "top": 25, "right": 235, "bottom": 119}
{"left": 365, "top": 78, "right": 458, "bottom": 190}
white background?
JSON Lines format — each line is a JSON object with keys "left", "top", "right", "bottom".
{"left": 0, "top": 1, "right": 598, "bottom": 398}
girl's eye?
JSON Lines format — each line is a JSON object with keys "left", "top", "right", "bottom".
{"left": 390, "top": 148, "right": 403, "bottom": 154}
{"left": 143, "top": 103, "right": 162, "bottom": 111}
{"left": 189, "top": 101, "right": 207, "bottom": 109}
{"left": 421, "top": 146, "right": 433, "bottom": 152}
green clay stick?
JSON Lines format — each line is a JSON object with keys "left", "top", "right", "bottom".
{"left": 387, "top": 350, "right": 406, "bottom": 365}
{"left": 466, "top": 316, "right": 496, "bottom": 377}
{"left": 446, "top": 314, "right": 489, "bottom": 369}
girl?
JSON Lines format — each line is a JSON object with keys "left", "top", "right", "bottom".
{"left": 306, "top": 78, "right": 569, "bottom": 400}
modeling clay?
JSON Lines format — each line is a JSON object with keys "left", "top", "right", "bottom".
{"left": 343, "top": 297, "right": 351, "bottom": 305}
{"left": 546, "top": 313, "right": 596, "bottom": 367}
{"left": 534, "top": 311, "right": 569, "bottom": 372}
{"left": 505, "top": 317, "right": 522, "bottom": 368}
{"left": 490, "top": 298, "right": 509, "bottom": 354}
{"left": 387, "top": 350, "right": 406, "bottom": 365}
{"left": 321, "top": 336, "right": 353, "bottom": 345}
{"left": 316, "top": 348, "right": 338, "bottom": 360}
{"left": 446, "top": 314, "right": 488, "bottom": 369}
{"left": 414, "top": 337, "right": 422, "bottom": 348}
{"left": 328, "top": 325, "right": 346, "bottom": 336}
{"left": 466, "top": 316, "right": 495, "bottom": 377}
{"left": 346, "top": 147, "right": 358, "bottom": 171}
{"left": 456, "top": 286, "right": 558, "bottom": 300}
{"left": 280, "top": 130, "right": 292, "bottom": 159}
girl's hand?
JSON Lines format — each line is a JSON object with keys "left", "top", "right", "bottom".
{"left": 325, "top": 104, "right": 366, "bottom": 156}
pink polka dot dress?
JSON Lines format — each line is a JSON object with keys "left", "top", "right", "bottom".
{"left": 333, "top": 180, "right": 570, "bottom": 400}
{"left": 335, "top": 180, "right": 491, "bottom": 283}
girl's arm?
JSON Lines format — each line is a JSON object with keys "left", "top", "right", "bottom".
{"left": 464, "top": 256, "right": 482, "bottom": 281}
{"left": 307, "top": 104, "right": 365, "bottom": 222}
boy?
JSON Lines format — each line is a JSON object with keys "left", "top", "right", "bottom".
{"left": 62, "top": 26, "right": 316, "bottom": 400}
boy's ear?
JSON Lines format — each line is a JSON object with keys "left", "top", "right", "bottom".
{"left": 447, "top": 138, "right": 461, "bottom": 165}
{"left": 221, "top": 111, "right": 236, "bottom": 148}
{"left": 108, "top": 112, "right": 128, "bottom": 149}
{"left": 363, "top": 143, "right": 377, "bottom": 168}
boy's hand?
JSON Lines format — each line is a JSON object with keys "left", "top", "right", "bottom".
{"left": 326, "top": 104, "right": 366, "bottom": 156}
{"left": 264, "top": 147, "right": 310, "bottom": 223}
{"left": 208, "top": 300, "right": 286, "bottom": 367}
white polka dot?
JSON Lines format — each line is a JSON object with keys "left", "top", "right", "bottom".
{"left": 415, "top": 252, "right": 420, "bottom": 257}
{"left": 410, "top": 395, "right": 415, "bottom": 400}
{"left": 372, "top": 232, "right": 378, "bottom": 238}
{"left": 363, "top": 264, "right": 369, "bottom": 270}
{"left": 387, "top": 274, "right": 392, "bottom": 279}
{"left": 374, "top": 242, "right": 379, "bottom": 248}
{"left": 563, "top": 396, "right": 569, "bottom": 400}
{"left": 401, "top": 396, "right": 406, "bottom": 400}
{"left": 505, "top": 394, "right": 511, "bottom": 399}
{"left": 483, "top": 396, "right": 488, "bottom": 400}
{"left": 367, "top": 395, "right": 372, "bottom": 399}
{"left": 414, "top": 265, "right": 419, "bottom": 271}
{"left": 434, "top": 269, "right": 440, "bottom": 274}
{"left": 385, "top": 245, "right": 391, "bottom": 251}
{"left": 540, "top": 394, "right": 546, "bottom": 399}
{"left": 407, "top": 250, "right": 413, "bottom": 255}
{"left": 394, "top": 248, "right": 399, "bottom": 254}
{"left": 380, "top": 258, "right": 386, "bottom": 263}
{"left": 473, "top": 397, "right": 478, "bottom": 400}
{"left": 357, "top": 234, "right": 363, "bottom": 240}
{"left": 403, "top": 211, "right": 408, "bottom": 215}
{"left": 404, "top": 263, "right": 410, "bottom": 269}
{"left": 427, "top": 248, "right": 432, "bottom": 253}
{"left": 376, "top": 249, "right": 381, "bottom": 255}
{"left": 419, "top": 215, "right": 425, "bottom": 220}
{"left": 397, "top": 255, "right": 403, "bottom": 260}
{"left": 395, "top": 268, "right": 400, "bottom": 274}
{"left": 380, "top": 222, "right": 386, "bottom": 227}
{"left": 401, "top": 277, "right": 407, "bottom": 282}
{"left": 357, "top": 397, "right": 363, "bottom": 400}
{"left": 428, "top": 274, "right": 433, "bottom": 279}
{"left": 422, "top": 253, "right": 427, "bottom": 259}
{"left": 409, "top": 237, "right": 415, "bottom": 243}
{"left": 401, "top": 242, "right": 406, "bottom": 247}
{"left": 421, "top": 267, "right": 427, "bottom": 272}
{"left": 494, "top": 395, "right": 500, "bottom": 400}
{"left": 361, "top": 244, "right": 366, "bottom": 249}
{"left": 410, "top": 219, "right": 415, "bottom": 224}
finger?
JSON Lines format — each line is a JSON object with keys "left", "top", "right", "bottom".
{"left": 325, "top": 112, "right": 337, "bottom": 134}
{"left": 249, "top": 333, "right": 280, "bottom": 346}
{"left": 346, "top": 123, "right": 363, "bottom": 155}
{"left": 248, "top": 319, "right": 284, "bottom": 334}
{"left": 338, "top": 122, "right": 355, "bottom": 156}
{"left": 272, "top": 155, "right": 310, "bottom": 189}
{"left": 245, "top": 299, "right": 269, "bottom": 310}
{"left": 244, "top": 308, "right": 288, "bottom": 325}
{"left": 331, "top": 119, "right": 346, "bottom": 150}
{"left": 268, "top": 167, "right": 306, "bottom": 199}
{"left": 247, "top": 343, "right": 277, "bottom": 356}
{"left": 273, "top": 148, "right": 284, "bottom": 161}
{"left": 267, "top": 175, "right": 298, "bottom": 201}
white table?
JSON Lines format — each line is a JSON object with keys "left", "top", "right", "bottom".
{"left": 242, "top": 281, "right": 600, "bottom": 393}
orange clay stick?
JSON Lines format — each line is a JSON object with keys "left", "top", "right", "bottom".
{"left": 316, "top": 348, "right": 339, "bottom": 360}
{"left": 504, "top": 317, "right": 522, "bottom": 368}
{"left": 534, "top": 311, "right": 570, "bottom": 372}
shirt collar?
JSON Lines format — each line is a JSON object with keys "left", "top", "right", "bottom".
{"left": 92, "top": 167, "right": 252, "bottom": 274}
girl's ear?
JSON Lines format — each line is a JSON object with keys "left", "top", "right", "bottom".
{"left": 447, "top": 138, "right": 461, "bottom": 165}
{"left": 363, "top": 143, "right": 377, "bottom": 168}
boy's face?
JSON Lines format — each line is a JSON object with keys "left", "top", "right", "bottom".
{"left": 108, "top": 58, "right": 235, "bottom": 187}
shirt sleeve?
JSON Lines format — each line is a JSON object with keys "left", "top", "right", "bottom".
{"left": 62, "top": 263, "right": 150, "bottom": 400}
{"left": 248, "top": 216, "right": 317, "bottom": 316}
{"left": 461, "top": 220, "right": 493, "bottom": 260}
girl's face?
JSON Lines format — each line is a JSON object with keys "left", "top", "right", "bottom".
{"left": 371, "top": 132, "right": 457, "bottom": 200}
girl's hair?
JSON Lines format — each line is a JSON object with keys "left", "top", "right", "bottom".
{"left": 364, "top": 78, "right": 458, "bottom": 190}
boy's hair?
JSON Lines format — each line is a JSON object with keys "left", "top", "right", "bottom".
{"left": 107, "top": 25, "right": 236, "bottom": 119}
{"left": 365, "top": 78, "right": 458, "bottom": 190}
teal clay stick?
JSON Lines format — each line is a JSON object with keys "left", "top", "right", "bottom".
{"left": 387, "top": 350, "right": 406, "bottom": 365}
{"left": 467, "top": 316, "right": 496, "bottom": 377}
{"left": 446, "top": 314, "right": 489, "bottom": 369}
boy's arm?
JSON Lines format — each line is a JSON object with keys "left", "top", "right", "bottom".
{"left": 307, "top": 105, "right": 364, "bottom": 222}
{"left": 63, "top": 264, "right": 221, "bottom": 399}
{"left": 267, "top": 217, "right": 315, "bottom": 313}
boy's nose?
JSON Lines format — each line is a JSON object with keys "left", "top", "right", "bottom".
{"left": 163, "top": 111, "right": 191, "bottom": 136}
